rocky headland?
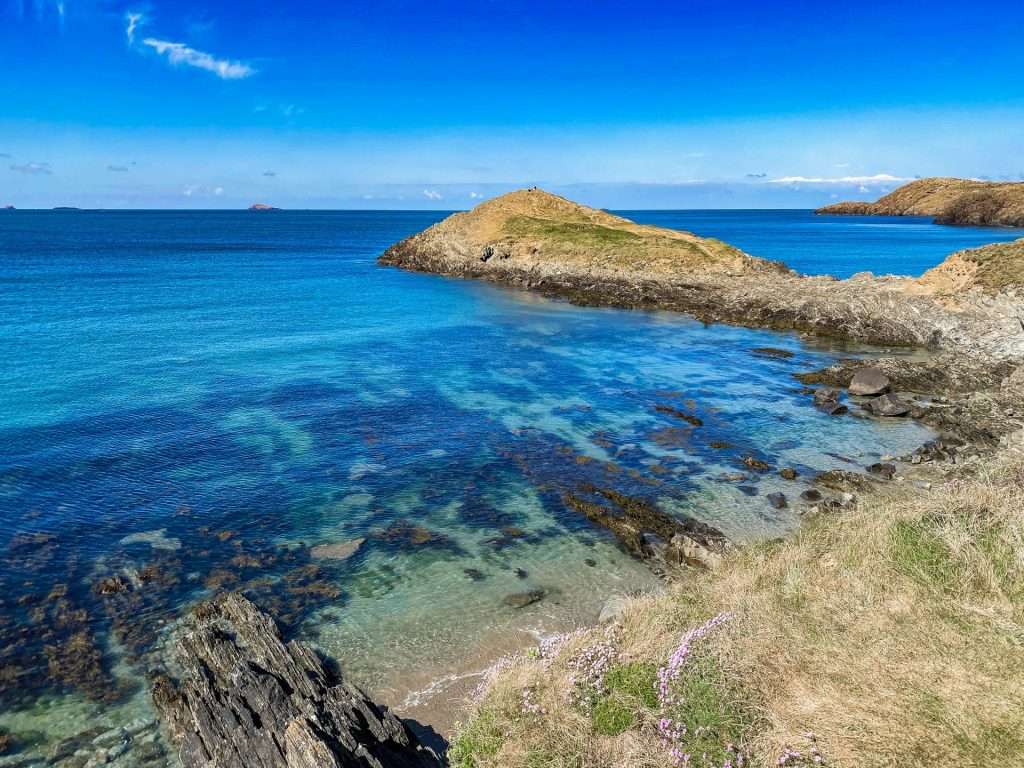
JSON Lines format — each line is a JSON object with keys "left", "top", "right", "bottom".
{"left": 816, "top": 176, "right": 1024, "bottom": 227}
{"left": 381, "top": 188, "right": 1024, "bottom": 357}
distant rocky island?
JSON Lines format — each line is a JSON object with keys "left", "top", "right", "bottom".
{"left": 3, "top": 204, "right": 14, "bottom": 210}
{"left": 817, "top": 177, "right": 1024, "bottom": 227}
{"left": 248, "top": 203, "right": 279, "bottom": 211}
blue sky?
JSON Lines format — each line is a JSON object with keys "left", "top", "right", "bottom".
{"left": 2, "top": 0, "right": 1023, "bottom": 209}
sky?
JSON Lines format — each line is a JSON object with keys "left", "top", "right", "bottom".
{"left": 2, "top": 0, "right": 1023, "bottom": 209}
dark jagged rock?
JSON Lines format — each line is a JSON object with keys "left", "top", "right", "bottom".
{"left": 863, "top": 393, "right": 912, "bottom": 417}
{"left": 766, "top": 492, "right": 787, "bottom": 510}
{"left": 563, "top": 487, "right": 728, "bottom": 570}
{"left": 800, "top": 489, "right": 823, "bottom": 503}
{"left": 151, "top": 593, "right": 444, "bottom": 768}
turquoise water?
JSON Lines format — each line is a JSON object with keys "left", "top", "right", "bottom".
{"left": 0, "top": 209, "right": 989, "bottom": 760}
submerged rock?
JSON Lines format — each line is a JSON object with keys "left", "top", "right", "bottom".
{"left": 151, "top": 593, "right": 443, "bottom": 768}
{"left": 742, "top": 456, "right": 771, "bottom": 472}
{"left": 751, "top": 347, "right": 795, "bottom": 359}
{"left": 310, "top": 537, "right": 365, "bottom": 561}
{"left": 654, "top": 404, "right": 703, "bottom": 426}
{"left": 502, "top": 589, "right": 546, "bottom": 609}
{"left": 766, "top": 492, "right": 788, "bottom": 510}
{"left": 779, "top": 467, "right": 799, "bottom": 480}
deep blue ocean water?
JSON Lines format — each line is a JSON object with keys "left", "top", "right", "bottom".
{"left": 0, "top": 209, "right": 1013, "bottom": 755}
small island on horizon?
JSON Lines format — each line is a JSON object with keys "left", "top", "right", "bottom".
{"left": 248, "top": 202, "right": 279, "bottom": 211}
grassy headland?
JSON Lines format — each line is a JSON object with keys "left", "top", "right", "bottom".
{"left": 817, "top": 178, "right": 1024, "bottom": 228}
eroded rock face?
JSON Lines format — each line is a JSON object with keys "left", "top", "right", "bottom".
{"left": 151, "top": 593, "right": 444, "bottom": 768}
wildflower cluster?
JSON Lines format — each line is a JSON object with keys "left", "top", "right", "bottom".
{"left": 655, "top": 612, "right": 742, "bottom": 767}
{"left": 566, "top": 627, "right": 619, "bottom": 712}
{"left": 520, "top": 685, "right": 546, "bottom": 716}
{"left": 777, "top": 734, "right": 824, "bottom": 765}
{"left": 657, "top": 612, "right": 733, "bottom": 706}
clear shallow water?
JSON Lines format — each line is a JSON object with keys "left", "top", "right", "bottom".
{"left": 0, "top": 209, "right": 968, "bottom": 760}
{"left": 629, "top": 209, "right": 1021, "bottom": 278}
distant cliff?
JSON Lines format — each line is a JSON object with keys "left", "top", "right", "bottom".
{"left": 817, "top": 177, "right": 1024, "bottom": 227}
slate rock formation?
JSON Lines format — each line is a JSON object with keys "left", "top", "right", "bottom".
{"left": 151, "top": 593, "right": 445, "bottom": 768}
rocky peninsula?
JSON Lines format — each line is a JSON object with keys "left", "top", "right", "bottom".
{"left": 817, "top": 176, "right": 1024, "bottom": 227}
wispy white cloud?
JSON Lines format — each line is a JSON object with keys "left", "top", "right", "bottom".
{"left": 745, "top": 172, "right": 767, "bottom": 179}
{"left": 125, "top": 12, "right": 144, "bottom": 43}
{"left": 263, "top": 170, "right": 276, "bottom": 177}
{"left": 422, "top": 189, "right": 442, "bottom": 200}
{"left": 10, "top": 161, "right": 52, "bottom": 175}
{"left": 468, "top": 191, "right": 483, "bottom": 199}
{"left": 143, "top": 38, "right": 255, "bottom": 79}
{"left": 769, "top": 173, "right": 908, "bottom": 184}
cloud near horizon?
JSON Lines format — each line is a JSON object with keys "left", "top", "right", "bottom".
{"left": 769, "top": 173, "right": 909, "bottom": 184}
{"left": 10, "top": 162, "right": 52, "bottom": 175}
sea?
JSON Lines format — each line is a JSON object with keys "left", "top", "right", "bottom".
{"left": 0, "top": 208, "right": 1017, "bottom": 763}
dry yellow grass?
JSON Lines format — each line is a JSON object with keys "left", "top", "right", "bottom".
{"left": 451, "top": 453, "right": 1024, "bottom": 768}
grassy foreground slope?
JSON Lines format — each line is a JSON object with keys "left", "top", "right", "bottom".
{"left": 817, "top": 178, "right": 1024, "bottom": 227}
{"left": 450, "top": 455, "right": 1024, "bottom": 768}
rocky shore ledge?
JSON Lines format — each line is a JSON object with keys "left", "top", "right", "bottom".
{"left": 151, "top": 593, "right": 444, "bottom": 768}
{"left": 816, "top": 176, "right": 1024, "bottom": 227}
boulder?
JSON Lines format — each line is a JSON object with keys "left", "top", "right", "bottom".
{"left": 598, "top": 594, "right": 630, "bottom": 624}
{"left": 150, "top": 594, "right": 443, "bottom": 768}
{"left": 779, "top": 468, "right": 799, "bottom": 480}
{"left": 867, "top": 462, "right": 897, "bottom": 480}
{"left": 766, "top": 492, "right": 787, "bottom": 510}
{"left": 849, "top": 367, "right": 890, "bottom": 396}
{"left": 668, "top": 533, "right": 724, "bottom": 570}
{"left": 863, "top": 394, "right": 911, "bottom": 417}
{"left": 800, "top": 489, "right": 823, "bottom": 502}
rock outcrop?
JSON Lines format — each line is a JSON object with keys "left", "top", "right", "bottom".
{"left": 151, "top": 593, "right": 444, "bottom": 768}
{"left": 380, "top": 189, "right": 1024, "bottom": 361}
{"left": 816, "top": 177, "right": 1024, "bottom": 228}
